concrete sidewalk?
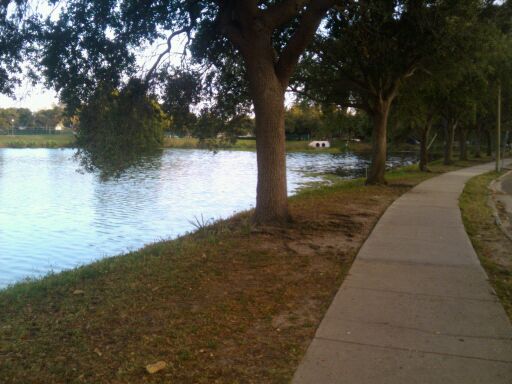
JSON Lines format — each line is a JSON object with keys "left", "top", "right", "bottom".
{"left": 293, "top": 162, "right": 512, "bottom": 384}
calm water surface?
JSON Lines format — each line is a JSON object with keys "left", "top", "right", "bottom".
{"left": 0, "top": 148, "right": 416, "bottom": 287}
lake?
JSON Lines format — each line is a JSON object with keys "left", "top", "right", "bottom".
{"left": 0, "top": 148, "right": 416, "bottom": 287}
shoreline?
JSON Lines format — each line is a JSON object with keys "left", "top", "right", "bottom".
{"left": 0, "top": 134, "right": 421, "bottom": 154}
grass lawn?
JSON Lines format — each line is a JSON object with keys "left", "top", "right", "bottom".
{"left": 163, "top": 137, "right": 374, "bottom": 153}
{"left": 0, "top": 135, "right": 418, "bottom": 156}
{"left": 0, "top": 134, "right": 76, "bottom": 148}
{"left": 0, "top": 156, "right": 494, "bottom": 383}
{"left": 460, "top": 170, "right": 512, "bottom": 320}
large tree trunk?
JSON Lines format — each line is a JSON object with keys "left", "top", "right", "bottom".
{"left": 419, "top": 119, "right": 432, "bottom": 172}
{"left": 443, "top": 120, "right": 456, "bottom": 165}
{"left": 247, "top": 60, "right": 289, "bottom": 224}
{"left": 458, "top": 126, "right": 468, "bottom": 161}
{"left": 367, "top": 100, "right": 391, "bottom": 185}
{"left": 217, "top": 1, "right": 334, "bottom": 224}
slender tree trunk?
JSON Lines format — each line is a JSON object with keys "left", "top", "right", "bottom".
{"left": 247, "top": 61, "right": 289, "bottom": 224}
{"left": 458, "top": 126, "right": 468, "bottom": 161}
{"left": 444, "top": 120, "right": 456, "bottom": 165}
{"left": 367, "top": 100, "right": 391, "bottom": 185}
{"left": 419, "top": 119, "right": 432, "bottom": 172}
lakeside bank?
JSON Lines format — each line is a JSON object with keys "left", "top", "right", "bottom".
{"left": 0, "top": 134, "right": 76, "bottom": 148}
{"left": 0, "top": 157, "right": 502, "bottom": 383}
{"left": 162, "top": 137, "right": 375, "bottom": 153}
{"left": 0, "top": 134, "right": 397, "bottom": 154}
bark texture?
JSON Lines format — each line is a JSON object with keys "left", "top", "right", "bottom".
{"left": 367, "top": 101, "right": 390, "bottom": 185}
{"left": 247, "top": 61, "right": 289, "bottom": 223}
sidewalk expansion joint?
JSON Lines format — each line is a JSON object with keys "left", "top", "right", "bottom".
{"left": 314, "top": 336, "right": 512, "bottom": 364}
{"left": 323, "top": 316, "right": 512, "bottom": 341}
{"left": 358, "top": 258, "right": 479, "bottom": 268}
{"left": 343, "top": 285, "right": 498, "bottom": 303}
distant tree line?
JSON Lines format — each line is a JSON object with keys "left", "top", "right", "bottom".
{"left": 0, "top": 106, "right": 66, "bottom": 134}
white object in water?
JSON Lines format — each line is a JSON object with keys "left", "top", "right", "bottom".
{"left": 308, "top": 140, "right": 330, "bottom": 149}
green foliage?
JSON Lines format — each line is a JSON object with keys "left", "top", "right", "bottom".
{"left": 0, "top": 107, "right": 64, "bottom": 133}
{"left": 297, "top": 0, "right": 482, "bottom": 112}
{"left": 76, "top": 79, "right": 167, "bottom": 178}
{"left": 32, "top": 107, "right": 64, "bottom": 130}
{"left": 285, "top": 103, "right": 371, "bottom": 140}
{"left": 191, "top": 112, "right": 254, "bottom": 150}
{"left": 158, "top": 68, "right": 202, "bottom": 136}
{"left": 392, "top": 0, "right": 512, "bottom": 147}
{"left": 0, "top": 1, "right": 37, "bottom": 95}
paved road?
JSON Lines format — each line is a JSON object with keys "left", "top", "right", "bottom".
{"left": 293, "top": 161, "right": 512, "bottom": 384}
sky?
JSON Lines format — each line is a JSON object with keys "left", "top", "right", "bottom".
{"left": 0, "top": 83, "right": 59, "bottom": 111}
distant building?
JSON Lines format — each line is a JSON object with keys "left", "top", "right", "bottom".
{"left": 54, "top": 122, "right": 65, "bottom": 131}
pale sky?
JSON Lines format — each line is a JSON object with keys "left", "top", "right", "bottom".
{"left": 0, "top": 83, "right": 59, "bottom": 111}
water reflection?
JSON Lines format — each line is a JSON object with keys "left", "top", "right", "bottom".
{"left": 0, "top": 148, "right": 417, "bottom": 287}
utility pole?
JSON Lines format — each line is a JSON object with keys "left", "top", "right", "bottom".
{"left": 496, "top": 83, "right": 501, "bottom": 173}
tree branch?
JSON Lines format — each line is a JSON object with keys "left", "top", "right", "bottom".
{"left": 275, "top": 0, "right": 337, "bottom": 86}
{"left": 215, "top": 4, "right": 252, "bottom": 57}
{"left": 263, "top": 0, "right": 310, "bottom": 28}
{"left": 145, "top": 28, "right": 192, "bottom": 82}
{"left": 288, "top": 83, "right": 369, "bottom": 111}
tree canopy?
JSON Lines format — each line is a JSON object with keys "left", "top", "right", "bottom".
{"left": 0, "top": 1, "right": 37, "bottom": 95}
{"left": 75, "top": 79, "right": 168, "bottom": 178}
